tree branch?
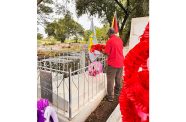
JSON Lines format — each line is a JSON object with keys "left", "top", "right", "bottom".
{"left": 127, "top": 0, "right": 130, "bottom": 11}
{"left": 37, "top": 0, "right": 43, "bottom": 5}
{"left": 119, "top": 14, "right": 129, "bottom": 35}
{"left": 113, "top": 0, "right": 128, "bottom": 16}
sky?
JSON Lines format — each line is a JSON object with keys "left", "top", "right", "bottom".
{"left": 38, "top": 0, "right": 103, "bottom": 37}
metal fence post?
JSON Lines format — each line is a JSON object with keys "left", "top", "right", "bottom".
{"left": 56, "top": 72, "right": 59, "bottom": 113}
{"left": 69, "top": 67, "right": 72, "bottom": 120}
{"left": 80, "top": 51, "right": 85, "bottom": 73}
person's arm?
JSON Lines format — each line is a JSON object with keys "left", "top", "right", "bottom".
{"left": 100, "top": 48, "right": 107, "bottom": 55}
{"left": 103, "top": 40, "right": 111, "bottom": 56}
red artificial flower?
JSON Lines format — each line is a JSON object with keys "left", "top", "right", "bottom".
{"left": 119, "top": 22, "right": 149, "bottom": 122}
{"left": 90, "top": 44, "right": 106, "bottom": 52}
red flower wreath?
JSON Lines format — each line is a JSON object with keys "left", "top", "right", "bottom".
{"left": 119, "top": 23, "right": 149, "bottom": 122}
{"left": 90, "top": 44, "right": 106, "bottom": 53}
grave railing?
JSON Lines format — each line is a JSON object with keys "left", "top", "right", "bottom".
{"left": 37, "top": 52, "right": 107, "bottom": 120}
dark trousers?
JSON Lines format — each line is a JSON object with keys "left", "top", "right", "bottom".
{"left": 106, "top": 65, "right": 123, "bottom": 99}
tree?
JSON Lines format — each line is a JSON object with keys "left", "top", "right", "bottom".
{"left": 75, "top": 0, "right": 129, "bottom": 34}
{"left": 121, "top": 0, "right": 149, "bottom": 46}
{"left": 37, "top": 33, "right": 43, "bottom": 40}
{"left": 37, "top": 0, "right": 54, "bottom": 27}
{"left": 84, "top": 30, "right": 92, "bottom": 42}
{"left": 37, "top": 0, "right": 43, "bottom": 5}
{"left": 45, "top": 12, "right": 84, "bottom": 43}
{"left": 37, "top": 0, "right": 70, "bottom": 28}
{"left": 96, "top": 24, "right": 110, "bottom": 43}
{"left": 83, "top": 24, "right": 109, "bottom": 43}
{"left": 75, "top": 0, "right": 149, "bottom": 45}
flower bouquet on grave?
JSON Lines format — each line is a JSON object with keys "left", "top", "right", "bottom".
{"left": 90, "top": 44, "right": 106, "bottom": 53}
{"left": 37, "top": 98, "right": 59, "bottom": 122}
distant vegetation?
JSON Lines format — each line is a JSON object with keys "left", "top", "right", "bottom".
{"left": 38, "top": 0, "right": 149, "bottom": 46}
{"left": 76, "top": 0, "right": 149, "bottom": 46}
{"left": 37, "top": 36, "right": 60, "bottom": 45}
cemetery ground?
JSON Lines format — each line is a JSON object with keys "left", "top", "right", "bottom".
{"left": 85, "top": 96, "right": 119, "bottom": 122}
{"left": 37, "top": 43, "right": 86, "bottom": 59}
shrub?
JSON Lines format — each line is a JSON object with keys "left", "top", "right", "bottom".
{"left": 41, "top": 36, "right": 59, "bottom": 45}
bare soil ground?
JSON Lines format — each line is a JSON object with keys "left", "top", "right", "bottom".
{"left": 85, "top": 96, "right": 119, "bottom": 122}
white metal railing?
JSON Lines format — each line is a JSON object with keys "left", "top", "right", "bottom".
{"left": 37, "top": 52, "right": 107, "bottom": 120}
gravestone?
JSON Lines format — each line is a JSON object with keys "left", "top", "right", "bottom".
{"left": 40, "top": 70, "right": 53, "bottom": 103}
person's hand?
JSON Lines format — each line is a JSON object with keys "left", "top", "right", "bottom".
{"left": 101, "top": 48, "right": 104, "bottom": 53}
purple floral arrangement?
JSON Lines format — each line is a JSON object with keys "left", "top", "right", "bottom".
{"left": 37, "top": 98, "right": 49, "bottom": 122}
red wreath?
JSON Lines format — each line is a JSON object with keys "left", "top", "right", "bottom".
{"left": 90, "top": 44, "right": 105, "bottom": 53}
{"left": 119, "top": 23, "right": 149, "bottom": 122}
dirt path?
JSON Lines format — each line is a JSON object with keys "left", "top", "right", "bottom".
{"left": 85, "top": 96, "right": 119, "bottom": 122}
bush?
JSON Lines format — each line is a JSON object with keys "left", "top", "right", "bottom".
{"left": 37, "top": 33, "right": 43, "bottom": 40}
{"left": 40, "top": 36, "right": 60, "bottom": 45}
{"left": 37, "top": 39, "right": 43, "bottom": 45}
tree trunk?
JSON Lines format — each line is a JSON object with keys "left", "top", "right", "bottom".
{"left": 113, "top": 0, "right": 129, "bottom": 35}
{"left": 37, "top": 0, "right": 43, "bottom": 5}
{"left": 119, "top": 15, "right": 129, "bottom": 35}
{"left": 113, "top": 0, "right": 128, "bottom": 16}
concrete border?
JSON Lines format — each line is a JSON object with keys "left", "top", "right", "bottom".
{"left": 106, "top": 104, "right": 122, "bottom": 122}
{"left": 57, "top": 89, "right": 107, "bottom": 122}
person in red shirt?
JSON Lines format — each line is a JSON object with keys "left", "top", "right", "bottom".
{"left": 102, "top": 28, "right": 124, "bottom": 102}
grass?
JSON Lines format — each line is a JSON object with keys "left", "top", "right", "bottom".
{"left": 37, "top": 44, "right": 84, "bottom": 58}
{"left": 37, "top": 37, "right": 88, "bottom": 58}
{"left": 37, "top": 37, "right": 60, "bottom": 46}
{"left": 65, "top": 39, "right": 87, "bottom": 44}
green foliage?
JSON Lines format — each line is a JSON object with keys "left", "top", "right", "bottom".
{"left": 83, "top": 30, "right": 92, "bottom": 42}
{"left": 75, "top": 0, "right": 149, "bottom": 46}
{"left": 120, "top": 0, "right": 149, "bottom": 46}
{"left": 83, "top": 24, "right": 109, "bottom": 43}
{"left": 64, "top": 39, "right": 86, "bottom": 44}
{"left": 45, "top": 12, "right": 84, "bottom": 43}
{"left": 37, "top": 33, "right": 43, "bottom": 40}
{"left": 37, "top": 0, "right": 54, "bottom": 27}
{"left": 40, "top": 36, "right": 59, "bottom": 45}
{"left": 37, "top": 0, "right": 70, "bottom": 27}
{"left": 37, "top": 4, "right": 53, "bottom": 15}
{"left": 45, "top": 21, "right": 58, "bottom": 36}
{"left": 37, "top": 39, "right": 43, "bottom": 45}
{"left": 76, "top": 0, "right": 122, "bottom": 26}
{"left": 96, "top": 24, "right": 110, "bottom": 43}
